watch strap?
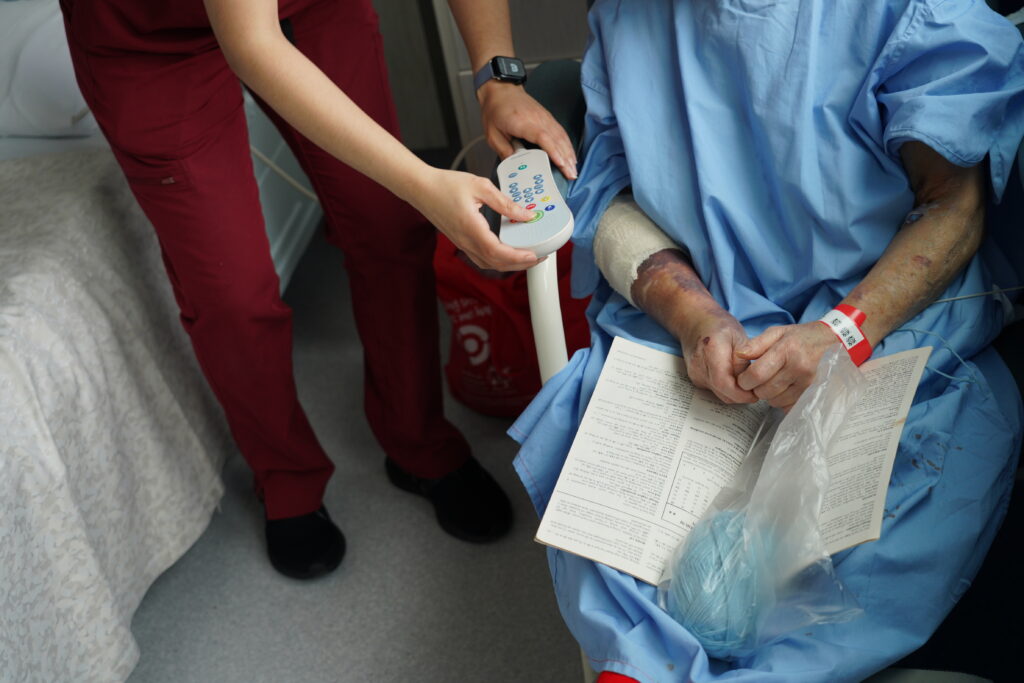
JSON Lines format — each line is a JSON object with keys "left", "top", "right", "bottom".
{"left": 474, "top": 56, "right": 526, "bottom": 91}
{"left": 473, "top": 61, "right": 496, "bottom": 91}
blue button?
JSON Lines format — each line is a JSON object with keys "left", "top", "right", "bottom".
{"left": 508, "top": 172, "right": 518, "bottom": 178}
{"left": 545, "top": 205, "right": 556, "bottom": 211}
{"left": 533, "top": 174, "right": 543, "bottom": 180}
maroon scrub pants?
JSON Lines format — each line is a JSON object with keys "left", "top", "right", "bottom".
{"left": 60, "top": 0, "right": 470, "bottom": 519}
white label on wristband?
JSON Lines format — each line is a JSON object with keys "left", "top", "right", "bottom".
{"left": 820, "top": 309, "right": 865, "bottom": 350}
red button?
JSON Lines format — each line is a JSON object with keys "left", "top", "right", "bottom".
{"left": 526, "top": 203, "right": 536, "bottom": 210}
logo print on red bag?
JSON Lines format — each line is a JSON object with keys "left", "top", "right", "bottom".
{"left": 457, "top": 324, "right": 491, "bottom": 366}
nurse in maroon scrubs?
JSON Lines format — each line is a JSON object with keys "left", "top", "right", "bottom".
{"left": 59, "top": 0, "right": 577, "bottom": 579}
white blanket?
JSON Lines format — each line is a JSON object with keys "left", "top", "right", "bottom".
{"left": 0, "top": 149, "right": 232, "bottom": 681}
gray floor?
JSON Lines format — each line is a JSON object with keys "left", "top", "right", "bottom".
{"left": 127, "top": 232, "right": 581, "bottom": 683}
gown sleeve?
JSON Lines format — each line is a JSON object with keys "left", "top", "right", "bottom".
{"left": 567, "top": 10, "right": 633, "bottom": 299}
{"left": 875, "top": 0, "right": 1024, "bottom": 201}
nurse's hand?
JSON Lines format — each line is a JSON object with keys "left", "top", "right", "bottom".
{"left": 678, "top": 309, "right": 758, "bottom": 405}
{"left": 478, "top": 81, "right": 578, "bottom": 180}
{"left": 409, "top": 168, "right": 540, "bottom": 271}
{"left": 734, "top": 322, "right": 838, "bottom": 411}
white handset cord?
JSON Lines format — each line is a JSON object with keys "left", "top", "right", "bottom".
{"left": 249, "top": 145, "right": 319, "bottom": 202}
{"left": 250, "top": 132, "right": 489, "bottom": 199}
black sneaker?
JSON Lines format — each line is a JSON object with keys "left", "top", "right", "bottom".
{"left": 385, "top": 456, "right": 513, "bottom": 543}
{"left": 265, "top": 506, "right": 346, "bottom": 580}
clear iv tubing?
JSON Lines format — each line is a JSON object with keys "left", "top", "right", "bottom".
{"left": 930, "top": 285, "right": 1024, "bottom": 305}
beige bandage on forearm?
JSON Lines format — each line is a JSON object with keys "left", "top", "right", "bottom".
{"left": 593, "top": 195, "right": 682, "bottom": 306}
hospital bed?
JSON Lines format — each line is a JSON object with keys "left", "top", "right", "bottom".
{"left": 0, "top": 2, "right": 320, "bottom": 678}
{"left": 513, "top": 14, "right": 1024, "bottom": 679}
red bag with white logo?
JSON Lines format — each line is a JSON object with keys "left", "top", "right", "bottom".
{"left": 433, "top": 234, "right": 590, "bottom": 417}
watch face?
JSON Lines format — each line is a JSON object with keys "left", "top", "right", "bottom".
{"left": 494, "top": 57, "right": 526, "bottom": 82}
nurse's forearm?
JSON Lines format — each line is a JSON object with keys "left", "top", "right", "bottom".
{"left": 446, "top": 0, "right": 515, "bottom": 72}
{"left": 842, "top": 142, "right": 985, "bottom": 346}
{"left": 205, "top": 1, "right": 428, "bottom": 204}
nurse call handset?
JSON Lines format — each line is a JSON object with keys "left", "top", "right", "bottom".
{"left": 496, "top": 147, "right": 573, "bottom": 258}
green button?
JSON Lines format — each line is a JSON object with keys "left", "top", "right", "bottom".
{"left": 527, "top": 210, "right": 544, "bottom": 223}
{"left": 518, "top": 164, "right": 528, "bottom": 170}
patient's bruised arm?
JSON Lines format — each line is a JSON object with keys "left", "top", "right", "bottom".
{"left": 631, "top": 250, "right": 756, "bottom": 404}
{"left": 735, "top": 141, "right": 985, "bottom": 410}
{"left": 590, "top": 196, "right": 754, "bottom": 403}
{"left": 631, "top": 250, "right": 724, "bottom": 343}
{"left": 842, "top": 141, "right": 985, "bottom": 346}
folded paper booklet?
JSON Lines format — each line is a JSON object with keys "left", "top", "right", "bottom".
{"left": 535, "top": 336, "right": 931, "bottom": 585}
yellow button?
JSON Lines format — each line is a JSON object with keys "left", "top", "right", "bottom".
{"left": 541, "top": 196, "right": 550, "bottom": 202}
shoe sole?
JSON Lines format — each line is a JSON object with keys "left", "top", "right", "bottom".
{"left": 385, "top": 459, "right": 511, "bottom": 544}
{"left": 271, "top": 552, "right": 343, "bottom": 581}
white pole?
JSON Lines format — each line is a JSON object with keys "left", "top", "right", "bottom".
{"left": 527, "top": 253, "right": 569, "bottom": 384}
{"left": 511, "top": 139, "right": 570, "bottom": 384}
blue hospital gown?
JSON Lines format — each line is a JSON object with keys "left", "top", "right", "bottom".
{"left": 510, "top": 1, "right": 1024, "bottom": 681}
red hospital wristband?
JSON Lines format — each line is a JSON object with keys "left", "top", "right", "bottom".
{"left": 817, "top": 304, "right": 872, "bottom": 366}
{"left": 597, "top": 673, "right": 641, "bottom": 683}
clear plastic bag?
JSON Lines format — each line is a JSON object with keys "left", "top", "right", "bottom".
{"left": 658, "top": 345, "right": 867, "bottom": 659}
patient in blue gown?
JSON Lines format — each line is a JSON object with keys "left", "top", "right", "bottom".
{"left": 510, "top": 1, "right": 1024, "bottom": 681}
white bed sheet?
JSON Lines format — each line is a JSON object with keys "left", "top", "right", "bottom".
{"left": 0, "top": 147, "right": 232, "bottom": 681}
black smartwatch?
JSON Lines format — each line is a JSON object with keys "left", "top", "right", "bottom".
{"left": 473, "top": 56, "right": 527, "bottom": 91}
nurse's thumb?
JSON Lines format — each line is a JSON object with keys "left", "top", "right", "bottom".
{"left": 479, "top": 180, "right": 534, "bottom": 223}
